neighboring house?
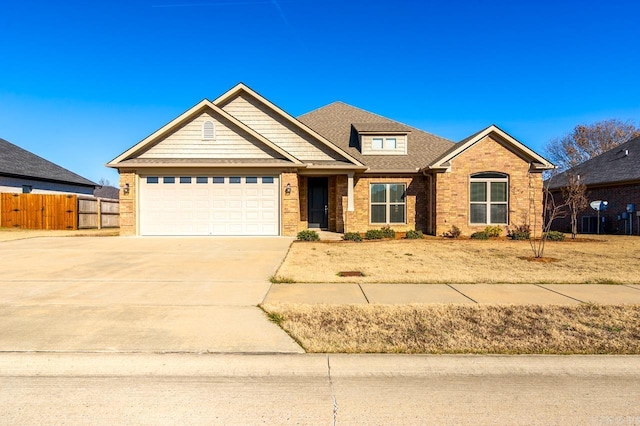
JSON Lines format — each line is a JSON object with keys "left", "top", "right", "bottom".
{"left": 548, "top": 136, "right": 640, "bottom": 234}
{"left": 107, "top": 83, "right": 554, "bottom": 237}
{"left": 94, "top": 185, "right": 120, "bottom": 200}
{"left": 0, "top": 137, "right": 97, "bottom": 195}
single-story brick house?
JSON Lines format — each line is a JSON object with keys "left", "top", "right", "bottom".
{"left": 549, "top": 135, "right": 640, "bottom": 234}
{"left": 1, "top": 137, "right": 97, "bottom": 195}
{"left": 107, "top": 83, "right": 553, "bottom": 237}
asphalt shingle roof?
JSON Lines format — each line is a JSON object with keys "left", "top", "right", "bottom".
{"left": 548, "top": 136, "right": 640, "bottom": 189}
{"left": 0, "top": 138, "right": 97, "bottom": 187}
{"left": 298, "top": 102, "right": 455, "bottom": 171}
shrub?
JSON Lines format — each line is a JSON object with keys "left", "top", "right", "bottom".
{"left": 545, "top": 231, "right": 566, "bottom": 241}
{"left": 405, "top": 229, "right": 424, "bottom": 239}
{"left": 484, "top": 226, "right": 503, "bottom": 237}
{"left": 507, "top": 224, "right": 531, "bottom": 240}
{"left": 365, "top": 229, "right": 384, "bottom": 240}
{"left": 470, "top": 231, "right": 490, "bottom": 240}
{"left": 448, "top": 225, "right": 461, "bottom": 239}
{"left": 380, "top": 226, "right": 396, "bottom": 239}
{"left": 297, "top": 230, "right": 320, "bottom": 241}
{"left": 343, "top": 232, "right": 363, "bottom": 242}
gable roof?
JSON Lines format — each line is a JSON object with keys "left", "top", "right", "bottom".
{"left": 427, "top": 125, "right": 555, "bottom": 171}
{"left": 0, "top": 138, "right": 97, "bottom": 187}
{"left": 298, "top": 101, "right": 455, "bottom": 172}
{"left": 107, "top": 99, "right": 302, "bottom": 167}
{"left": 548, "top": 135, "right": 640, "bottom": 189}
{"left": 213, "top": 83, "right": 364, "bottom": 167}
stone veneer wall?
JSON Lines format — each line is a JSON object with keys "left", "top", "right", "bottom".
{"left": 118, "top": 170, "right": 136, "bottom": 236}
{"left": 434, "top": 135, "right": 544, "bottom": 237}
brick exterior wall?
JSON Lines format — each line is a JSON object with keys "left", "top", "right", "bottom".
{"left": 341, "top": 174, "right": 428, "bottom": 233}
{"left": 434, "top": 135, "right": 544, "bottom": 237}
{"left": 281, "top": 170, "right": 301, "bottom": 237}
{"left": 118, "top": 170, "right": 136, "bottom": 236}
{"left": 551, "top": 182, "right": 640, "bottom": 234}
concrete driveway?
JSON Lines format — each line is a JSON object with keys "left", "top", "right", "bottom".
{"left": 0, "top": 236, "right": 302, "bottom": 353}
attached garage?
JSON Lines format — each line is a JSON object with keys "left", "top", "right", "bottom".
{"left": 139, "top": 175, "right": 280, "bottom": 236}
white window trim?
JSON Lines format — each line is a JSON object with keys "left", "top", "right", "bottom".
{"left": 469, "top": 174, "right": 509, "bottom": 225}
{"left": 202, "top": 120, "right": 215, "bottom": 140}
{"left": 371, "top": 137, "right": 399, "bottom": 151}
{"left": 370, "top": 183, "right": 407, "bottom": 225}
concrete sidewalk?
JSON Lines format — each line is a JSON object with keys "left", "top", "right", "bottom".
{"left": 263, "top": 283, "right": 640, "bottom": 305}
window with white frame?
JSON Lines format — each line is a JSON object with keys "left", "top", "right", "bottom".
{"left": 370, "top": 183, "right": 406, "bottom": 224}
{"left": 469, "top": 172, "right": 508, "bottom": 224}
{"left": 202, "top": 120, "right": 215, "bottom": 139}
{"left": 371, "top": 137, "right": 397, "bottom": 150}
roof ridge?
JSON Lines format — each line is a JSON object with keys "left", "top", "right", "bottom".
{"left": 299, "top": 101, "right": 454, "bottom": 143}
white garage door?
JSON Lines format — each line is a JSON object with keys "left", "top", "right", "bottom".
{"left": 139, "top": 175, "right": 280, "bottom": 236}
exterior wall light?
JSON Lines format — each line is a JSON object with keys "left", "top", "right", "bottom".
{"left": 123, "top": 183, "right": 130, "bottom": 195}
{"left": 285, "top": 183, "right": 292, "bottom": 194}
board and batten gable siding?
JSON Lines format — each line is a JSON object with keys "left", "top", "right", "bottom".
{"left": 138, "top": 112, "right": 281, "bottom": 159}
{"left": 220, "top": 94, "right": 344, "bottom": 162}
{"left": 360, "top": 134, "right": 408, "bottom": 156}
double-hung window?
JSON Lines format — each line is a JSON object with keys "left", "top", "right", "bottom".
{"left": 469, "top": 173, "right": 508, "bottom": 224}
{"left": 370, "top": 183, "right": 406, "bottom": 224}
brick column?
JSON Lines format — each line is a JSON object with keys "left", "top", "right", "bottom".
{"left": 118, "top": 170, "right": 136, "bottom": 236}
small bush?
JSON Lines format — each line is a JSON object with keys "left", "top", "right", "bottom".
{"left": 470, "top": 231, "right": 490, "bottom": 240}
{"left": 545, "top": 231, "right": 566, "bottom": 241}
{"left": 405, "top": 229, "right": 424, "bottom": 239}
{"left": 448, "top": 225, "right": 461, "bottom": 238}
{"left": 365, "top": 229, "right": 384, "bottom": 240}
{"left": 508, "top": 224, "right": 531, "bottom": 240}
{"left": 343, "top": 232, "right": 363, "bottom": 242}
{"left": 484, "top": 226, "right": 503, "bottom": 237}
{"left": 297, "top": 230, "right": 320, "bottom": 241}
{"left": 380, "top": 226, "right": 396, "bottom": 239}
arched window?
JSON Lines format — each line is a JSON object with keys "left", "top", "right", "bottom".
{"left": 469, "top": 172, "right": 508, "bottom": 224}
{"left": 202, "top": 120, "right": 215, "bottom": 139}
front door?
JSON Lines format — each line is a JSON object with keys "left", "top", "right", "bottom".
{"left": 308, "top": 177, "right": 328, "bottom": 229}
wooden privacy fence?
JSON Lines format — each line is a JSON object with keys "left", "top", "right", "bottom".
{"left": 78, "top": 197, "right": 120, "bottom": 229}
{"left": 0, "top": 193, "right": 119, "bottom": 230}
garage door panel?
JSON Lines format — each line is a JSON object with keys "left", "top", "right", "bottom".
{"left": 140, "top": 175, "right": 280, "bottom": 236}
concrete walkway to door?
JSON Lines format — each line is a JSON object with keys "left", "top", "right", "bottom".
{"left": 0, "top": 236, "right": 302, "bottom": 353}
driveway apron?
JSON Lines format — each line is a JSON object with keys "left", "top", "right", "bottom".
{"left": 0, "top": 237, "right": 302, "bottom": 353}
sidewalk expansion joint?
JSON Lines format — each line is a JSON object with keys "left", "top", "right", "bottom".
{"left": 446, "top": 284, "right": 477, "bottom": 303}
{"left": 534, "top": 284, "right": 585, "bottom": 303}
{"left": 623, "top": 284, "right": 640, "bottom": 292}
{"left": 327, "top": 355, "right": 338, "bottom": 426}
{"left": 357, "top": 284, "right": 370, "bottom": 304}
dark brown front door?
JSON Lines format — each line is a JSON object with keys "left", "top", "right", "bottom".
{"left": 308, "top": 177, "right": 328, "bottom": 229}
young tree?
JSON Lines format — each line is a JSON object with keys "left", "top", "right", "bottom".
{"left": 546, "top": 119, "right": 640, "bottom": 172}
{"left": 561, "top": 173, "right": 588, "bottom": 239}
{"left": 529, "top": 173, "right": 567, "bottom": 258}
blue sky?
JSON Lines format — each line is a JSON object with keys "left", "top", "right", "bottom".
{"left": 1, "top": 0, "right": 639, "bottom": 184}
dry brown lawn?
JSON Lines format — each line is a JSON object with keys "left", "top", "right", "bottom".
{"left": 275, "top": 235, "right": 640, "bottom": 284}
{"left": 262, "top": 303, "right": 640, "bottom": 354}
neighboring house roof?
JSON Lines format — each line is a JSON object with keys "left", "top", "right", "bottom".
{"left": 94, "top": 185, "right": 120, "bottom": 199}
{"left": 548, "top": 136, "right": 640, "bottom": 189}
{"left": 298, "top": 101, "right": 455, "bottom": 172}
{"left": 0, "top": 137, "right": 97, "bottom": 187}
{"left": 427, "top": 125, "right": 555, "bottom": 172}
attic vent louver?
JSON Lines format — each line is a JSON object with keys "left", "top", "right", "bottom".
{"left": 202, "top": 120, "right": 215, "bottom": 139}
